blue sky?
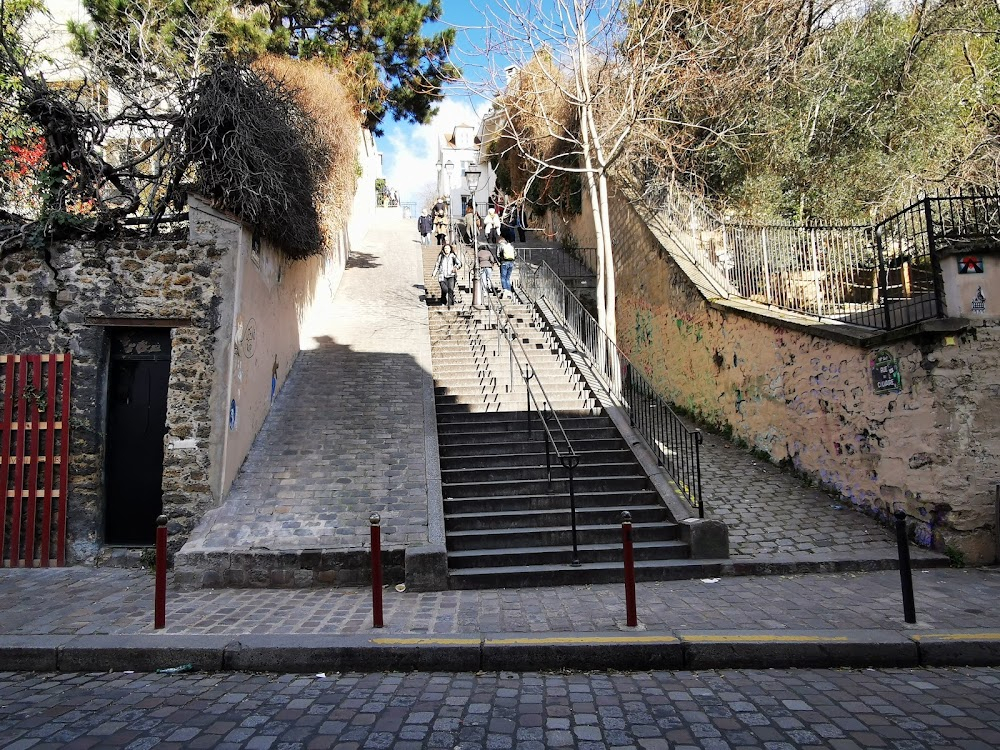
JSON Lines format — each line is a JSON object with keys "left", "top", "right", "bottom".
{"left": 377, "top": 1, "right": 492, "bottom": 207}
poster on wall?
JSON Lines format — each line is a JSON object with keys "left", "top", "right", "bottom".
{"left": 871, "top": 350, "right": 902, "bottom": 395}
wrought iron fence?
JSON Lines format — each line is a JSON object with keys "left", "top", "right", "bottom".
{"left": 639, "top": 178, "right": 988, "bottom": 331}
{"left": 515, "top": 246, "right": 598, "bottom": 281}
{"left": 519, "top": 261, "right": 704, "bottom": 516}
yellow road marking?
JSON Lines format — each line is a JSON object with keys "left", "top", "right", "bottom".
{"left": 682, "top": 635, "right": 850, "bottom": 643}
{"left": 371, "top": 638, "right": 481, "bottom": 646}
{"left": 487, "top": 636, "right": 678, "bottom": 645}
{"left": 912, "top": 633, "right": 1000, "bottom": 642}
{"left": 369, "top": 636, "right": 679, "bottom": 646}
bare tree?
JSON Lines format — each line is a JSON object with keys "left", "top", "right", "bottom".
{"left": 461, "top": 0, "right": 813, "bottom": 343}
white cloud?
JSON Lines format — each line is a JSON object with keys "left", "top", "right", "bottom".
{"left": 378, "top": 95, "right": 489, "bottom": 206}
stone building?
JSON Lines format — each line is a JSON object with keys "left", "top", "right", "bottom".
{"left": 0, "top": 132, "right": 379, "bottom": 564}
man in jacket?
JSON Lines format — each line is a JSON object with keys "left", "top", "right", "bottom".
{"left": 417, "top": 209, "right": 432, "bottom": 245}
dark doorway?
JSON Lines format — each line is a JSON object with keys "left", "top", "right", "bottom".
{"left": 104, "top": 329, "right": 171, "bottom": 545}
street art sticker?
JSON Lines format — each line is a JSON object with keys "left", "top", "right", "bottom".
{"left": 228, "top": 399, "right": 238, "bottom": 430}
{"left": 271, "top": 355, "right": 278, "bottom": 402}
{"left": 243, "top": 318, "right": 257, "bottom": 358}
{"left": 958, "top": 256, "right": 984, "bottom": 274}
{"left": 971, "top": 287, "right": 986, "bottom": 315}
{"left": 871, "top": 350, "right": 902, "bottom": 395}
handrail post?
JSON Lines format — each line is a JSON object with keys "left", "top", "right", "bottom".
{"left": 621, "top": 511, "right": 637, "bottom": 627}
{"left": 545, "top": 432, "right": 552, "bottom": 492}
{"left": 370, "top": 512, "right": 384, "bottom": 628}
{"left": 566, "top": 455, "right": 581, "bottom": 567}
{"left": 525, "top": 365, "right": 533, "bottom": 437}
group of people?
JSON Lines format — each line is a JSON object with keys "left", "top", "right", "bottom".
{"left": 430, "top": 238, "right": 517, "bottom": 310}
{"left": 424, "top": 198, "right": 520, "bottom": 309}
{"left": 417, "top": 199, "right": 451, "bottom": 246}
{"left": 418, "top": 201, "right": 527, "bottom": 247}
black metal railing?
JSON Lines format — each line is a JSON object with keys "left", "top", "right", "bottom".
{"left": 471, "top": 290, "right": 585, "bottom": 564}
{"left": 519, "top": 260, "right": 704, "bottom": 516}
{"left": 516, "top": 246, "right": 598, "bottom": 281}
{"left": 640, "top": 179, "right": 1000, "bottom": 330}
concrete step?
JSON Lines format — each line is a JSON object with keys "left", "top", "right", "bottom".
{"left": 442, "top": 460, "right": 644, "bottom": 484}
{"left": 435, "top": 424, "right": 620, "bottom": 444}
{"left": 435, "top": 400, "right": 594, "bottom": 415}
{"left": 447, "top": 539, "right": 691, "bottom": 569}
{"left": 440, "top": 448, "right": 636, "bottom": 469}
{"left": 443, "top": 474, "right": 652, "bottom": 499}
{"left": 447, "top": 558, "right": 730, "bottom": 589}
{"left": 444, "top": 520, "right": 679, "bottom": 551}
{"left": 436, "top": 411, "right": 609, "bottom": 427}
{"left": 434, "top": 383, "right": 586, "bottom": 399}
{"left": 445, "top": 504, "right": 667, "bottom": 532}
{"left": 442, "top": 489, "right": 663, "bottom": 516}
{"left": 439, "top": 436, "right": 628, "bottom": 456}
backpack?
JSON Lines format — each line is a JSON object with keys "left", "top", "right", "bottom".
{"left": 500, "top": 243, "right": 516, "bottom": 261}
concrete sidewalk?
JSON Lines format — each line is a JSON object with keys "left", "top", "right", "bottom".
{"left": 2, "top": 565, "right": 999, "bottom": 673}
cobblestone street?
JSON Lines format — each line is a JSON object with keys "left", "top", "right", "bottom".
{"left": 3, "top": 566, "right": 999, "bottom": 636}
{"left": 2, "top": 667, "right": 999, "bottom": 749}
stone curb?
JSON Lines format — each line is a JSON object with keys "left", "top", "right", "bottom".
{"left": 3, "top": 630, "right": 999, "bottom": 673}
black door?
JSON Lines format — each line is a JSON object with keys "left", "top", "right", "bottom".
{"left": 104, "top": 329, "right": 171, "bottom": 545}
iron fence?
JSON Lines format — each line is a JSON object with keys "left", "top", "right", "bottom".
{"left": 639, "top": 178, "right": 995, "bottom": 331}
{"left": 515, "top": 246, "right": 598, "bottom": 281}
{"left": 519, "top": 261, "right": 704, "bottom": 516}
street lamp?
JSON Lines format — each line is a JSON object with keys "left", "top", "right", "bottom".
{"left": 444, "top": 160, "right": 455, "bottom": 204}
{"left": 466, "top": 166, "right": 483, "bottom": 307}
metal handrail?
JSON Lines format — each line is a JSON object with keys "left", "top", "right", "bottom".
{"left": 472, "top": 289, "right": 584, "bottom": 565}
{"left": 518, "top": 259, "right": 705, "bottom": 517}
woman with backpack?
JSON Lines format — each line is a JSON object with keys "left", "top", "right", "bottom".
{"left": 497, "top": 238, "right": 517, "bottom": 298}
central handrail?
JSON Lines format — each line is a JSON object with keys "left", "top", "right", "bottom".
{"left": 471, "top": 287, "right": 584, "bottom": 565}
{"left": 518, "top": 258, "right": 705, "bottom": 517}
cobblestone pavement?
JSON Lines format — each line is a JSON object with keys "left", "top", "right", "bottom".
{"left": 181, "top": 211, "right": 434, "bottom": 554}
{"left": 2, "top": 667, "right": 999, "bottom": 749}
{"left": 2, "top": 566, "right": 998, "bottom": 636}
{"left": 695, "top": 429, "right": 905, "bottom": 562}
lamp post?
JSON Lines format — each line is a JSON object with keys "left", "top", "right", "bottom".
{"left": 466, "top": 166, "right": 483, "bottom": 307}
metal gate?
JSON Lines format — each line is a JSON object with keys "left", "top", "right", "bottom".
{"left": 0, "top": 353, "right": 72, "bottom": 567}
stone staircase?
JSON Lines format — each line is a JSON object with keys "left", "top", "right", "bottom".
{"left": 423, "top": 247, "right": 725, "bottom": 588}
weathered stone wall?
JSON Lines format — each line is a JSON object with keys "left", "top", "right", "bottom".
{"left": 566, "top": 189, "right": 1000, "bottom": 563}
{"left": 0, "top": 238, "right": 227, "bottom": 561}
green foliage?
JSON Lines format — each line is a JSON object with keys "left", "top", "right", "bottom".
{"left": 945, "top": 544, "right": 966, "bottom": 568}
{"left": 686, "top": 1, "right": 1000, "bottom": 221}
{"left": 76, "top": 0, "right": 459, "bottom": 133}
{"left": 0, "top": 0, "right": 44, "bottom": 209}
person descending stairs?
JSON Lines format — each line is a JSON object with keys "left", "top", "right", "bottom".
{"left": 421, "top": 241, "right": 727, "bottom": 588}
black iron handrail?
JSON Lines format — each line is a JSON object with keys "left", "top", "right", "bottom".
{"left": 518, "top": 260, "right": 705, "bottom": 517}
{"left": 471, "top": 289, "right": 584, "bottom": 565}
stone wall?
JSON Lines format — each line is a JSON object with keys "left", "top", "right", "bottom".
{"left": 566, "top": 189, "right": 1000, "bottom": 563}
{"left": 0, "top": 237, "right": 227, "bottom": 560}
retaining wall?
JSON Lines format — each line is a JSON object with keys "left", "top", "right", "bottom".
{"left": 566, "top": 189, "right": 1000, "bottom": 563}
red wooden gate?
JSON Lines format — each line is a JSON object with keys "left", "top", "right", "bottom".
{"left": 0, "top": 354, "right": 72, "bottom": 567}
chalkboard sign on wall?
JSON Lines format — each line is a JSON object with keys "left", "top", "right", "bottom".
{"left": 871, "top": 350, "right": 902, "bottom": 395}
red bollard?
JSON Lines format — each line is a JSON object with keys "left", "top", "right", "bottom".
{"left": 370, "top": 513, "right": 384, "bottom": 628}
{"left": 155, "top": 514, "right": 167, "bottom": 630}
{"left": 621, "top": 511, "right": 637, "bottom": 627}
